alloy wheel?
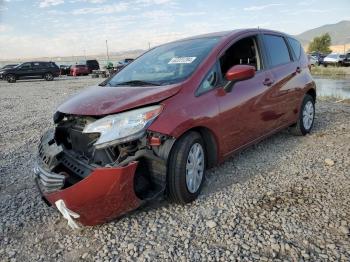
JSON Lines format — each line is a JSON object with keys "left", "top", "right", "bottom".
{"left": 185, "top": 143, "right": 204, "bottom": 193}
{"left": 302, "top": 100, "right": 314, "bottom": 130}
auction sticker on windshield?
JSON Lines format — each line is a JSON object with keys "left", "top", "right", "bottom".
{"left": 168, "top": 57, "right": 196, "bottom": 64}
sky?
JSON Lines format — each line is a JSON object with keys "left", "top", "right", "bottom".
{"left": 0, "top": 0, "right": 349, "bottom": 59}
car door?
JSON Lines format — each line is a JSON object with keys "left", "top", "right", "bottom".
{"left": 32, "top": 62, "right": 45, "bottom": 77}
{"left": 16, "top": 62, "right": 33, "bottom": 79}
{"left": 214, "top": 33, "right": 278, "bottom": 156}
{"left": 260, "top": 34, "right": 298, "bottom": 128}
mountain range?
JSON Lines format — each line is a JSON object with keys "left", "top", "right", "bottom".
{"left": 296, "top": 20, "right": 350, "bottom": 46}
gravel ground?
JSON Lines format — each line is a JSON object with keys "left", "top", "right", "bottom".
{"left": 0, "top": 76, "right": 349, "bottom": 261}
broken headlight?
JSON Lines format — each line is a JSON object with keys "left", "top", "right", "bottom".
{"left": 83, "top": 105, "right": 162, "bottom": 149}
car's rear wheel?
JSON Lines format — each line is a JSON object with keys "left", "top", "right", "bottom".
{"left": 44, "top": 72, "right": 54, "bottom": 81}
{"left": 6, "top": 74, "right": 16, "bottom": 83}
{"left": 290, "top": 94, "right": 315, "bottom": 136}
{"left": 167, "top": 131, "right": 206, "bottom": 204}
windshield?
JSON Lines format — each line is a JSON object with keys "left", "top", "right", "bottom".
{"left": 107, "top": 36, "right": 221, "bottom": 86}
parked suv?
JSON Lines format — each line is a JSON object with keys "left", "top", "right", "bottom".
{"left": 1, "top": 62, "right": 60, "bottom": 83}
{"left": 35, "top": 29, "right": 316, "bottom": 227}
{"left": 82, "top": 59, "right": 100, "bottom": 73}
{"left": 323, "top": 53, "right": 344, "bottom": 67}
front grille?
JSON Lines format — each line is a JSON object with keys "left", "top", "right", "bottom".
{"left": 60, "top": 151, "right": 94, "bottom": 178}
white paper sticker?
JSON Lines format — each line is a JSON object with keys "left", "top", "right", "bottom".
{"left": 168, "top": 57, "right": 196, "bottom": 64}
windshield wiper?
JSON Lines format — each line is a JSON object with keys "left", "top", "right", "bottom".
{"left": 112, "top": 80, "right": 161, "bottom": 86}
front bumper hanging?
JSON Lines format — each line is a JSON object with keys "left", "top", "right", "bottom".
{"left": 35, "top": 160, "right": 141, "bottom": 226}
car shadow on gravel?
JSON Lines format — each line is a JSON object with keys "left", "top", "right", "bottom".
{"left": 115, "top": 128, "right": 319, "bottom": 220}
{"left": 199, "top": 113, "right": 330, "bottom": 200}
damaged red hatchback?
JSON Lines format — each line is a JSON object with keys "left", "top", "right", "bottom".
{"left": 35, "top": 29, "right": 316, "bottom": 227}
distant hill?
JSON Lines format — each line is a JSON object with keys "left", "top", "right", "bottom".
{"left": 296, "top": 20, "right": 350, "bottom": 46}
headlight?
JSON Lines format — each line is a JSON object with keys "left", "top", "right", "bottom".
{"left": 83, "top": 105, "right": 163, "bottom": 148}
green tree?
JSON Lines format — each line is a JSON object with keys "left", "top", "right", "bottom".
{"left": 308, "top": 33, "right": 332, "bottom": 54}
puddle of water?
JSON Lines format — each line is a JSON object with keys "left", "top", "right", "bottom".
{"left": 313, "top": 77, "right": 350, "bottom": 99}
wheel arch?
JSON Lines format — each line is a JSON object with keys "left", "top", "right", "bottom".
{"left": 6, "top": 73, "right": 17, "bottom": 78}
{"left": 175, "top": 126, "right": 219, "bottom": 168}
{"left": 306, "top": 87, "right": 316, "bottom": 102}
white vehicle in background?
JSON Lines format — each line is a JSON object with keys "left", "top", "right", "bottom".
{"left": 323, "top": 53, "right": 345, "bottom": 67}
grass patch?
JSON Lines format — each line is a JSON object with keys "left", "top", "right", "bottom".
{"left": 311, "top": 66, "right": 347, "bottom": 77}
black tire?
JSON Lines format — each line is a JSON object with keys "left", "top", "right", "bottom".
{"left": 290, "top": 94, "right": 315, "bottom": 136}
{"left": 6, "top": 74, "right": 16, "bottom": 83}
{"left": 167, "top": 131, "right": 206, "bottom": 204}
{"left": 44, "top": 72, "right": 54, "bottom": 81}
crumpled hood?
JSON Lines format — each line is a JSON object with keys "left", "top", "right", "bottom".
{"left": 57, "top": 84, "right": 182, "bottom": 116}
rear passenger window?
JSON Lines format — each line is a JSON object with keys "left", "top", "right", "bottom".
{"left": 263, "top": 35, "right": 291, "bottom": 67}
{"left": 288, "top": 37, "right": 301, "bottom": 60}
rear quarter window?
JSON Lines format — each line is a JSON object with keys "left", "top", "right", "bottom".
{"left": 263, "top": 35, "right": 291, "bottom": 67}
{"left": 288, "top": 37, "right": 302, "bottom": 60}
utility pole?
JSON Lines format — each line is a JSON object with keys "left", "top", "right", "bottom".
{"left": 106, "top": 40, "right": 110, "bottom": 62}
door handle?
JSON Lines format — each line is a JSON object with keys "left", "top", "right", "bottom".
{"left": 263, "top": 78, "right": 274, "bottom": 87}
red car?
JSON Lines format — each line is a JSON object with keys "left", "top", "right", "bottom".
{"left": 35, "top": 29, "right": 316, "bottom": 227}
{"left": 70, "top": 65, "right": 90, "bottom": 76}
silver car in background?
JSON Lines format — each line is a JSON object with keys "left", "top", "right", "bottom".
{"left": 323, "top": 53, "right": 345, "bottom": 67}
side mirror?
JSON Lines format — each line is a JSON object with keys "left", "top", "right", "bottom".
{"left": 224, "top": 65, "right": 256, "bottom": 92}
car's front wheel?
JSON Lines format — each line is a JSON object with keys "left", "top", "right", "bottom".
{"left": 290, "top": 94, "right": 315, "bottom": 136}
{"left": 167, "top": 131, "right": 206, "bottom": 204}
{"left": 44, "top": 72, "right": 54, "bottom": 81}
{"left": 6, "top": 74, "right": 16, "bottom": 83}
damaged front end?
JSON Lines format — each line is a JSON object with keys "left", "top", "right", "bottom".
{"left": 34, "top": 107, "right": 174, "bottom": 227}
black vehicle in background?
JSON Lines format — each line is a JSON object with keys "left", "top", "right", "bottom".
{"left": 342, "top": 53, "right": 350, "bottom": 66}
{"left": 59, "top": 65, "right": 71, "bottom": 75}
{"left": 0, "top": 61, "right": 60, "bottom": 83}
{"left": 83, "top": 60, "right": 100, "bottom": 73}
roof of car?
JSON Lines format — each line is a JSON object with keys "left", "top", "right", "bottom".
{"left": 21, "top": 61, "right": 54, "bottom": 63}
{"left": 172, "top": 28, "right": 290, "bottom": 42}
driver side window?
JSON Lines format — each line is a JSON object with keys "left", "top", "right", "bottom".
{"left": 219, "top": 35, "right": 262, "bottom": 76}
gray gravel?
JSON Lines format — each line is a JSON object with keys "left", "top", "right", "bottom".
{"left": 0, "top": 76, "right": 349, "bottom": 261}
